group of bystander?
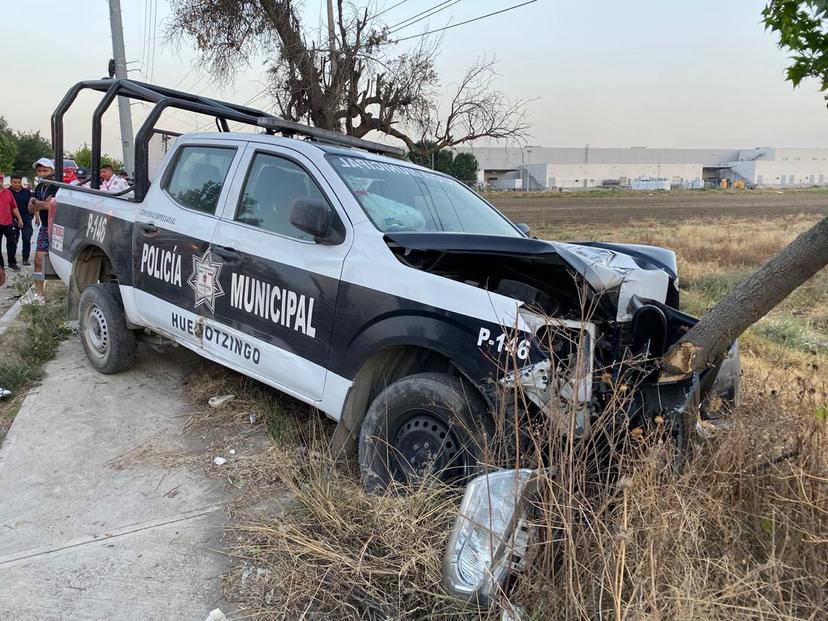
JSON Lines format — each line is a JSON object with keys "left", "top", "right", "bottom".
{"left": 0, "top": 157, "right": 132, "bottom": 397}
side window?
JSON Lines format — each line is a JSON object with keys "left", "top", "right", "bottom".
{"left": 164, "top": 146, "right": 236, "bottom": 214}
{"left": 236, "top": 152, "right": 328, "bottom": 241}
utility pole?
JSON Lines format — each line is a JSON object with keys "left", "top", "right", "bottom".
{"left": 108, "top": 0, "right": 135, "bottom": 176}
{"left": 327, "top": 0, "right": 337, "bottom": 75}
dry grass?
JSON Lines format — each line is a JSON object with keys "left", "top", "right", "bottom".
{"left": 508, "top": 372, "right": 826, "bottom": 620}
{"left": 223, "top": 443, "right": 482, "bottom": 620}
{"left": 213, "top": 215, "right": 826, "bottom": 620}
{"left": 0, "top": 277, "right": 70, "bottom": 441}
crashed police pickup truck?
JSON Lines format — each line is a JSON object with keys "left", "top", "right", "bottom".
{"left": 46, "top": 80, "right": 739, "bottom": 497}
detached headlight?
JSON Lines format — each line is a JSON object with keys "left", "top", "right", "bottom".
{"left": 443, "top": 469, "right": 537, "bottom": 606}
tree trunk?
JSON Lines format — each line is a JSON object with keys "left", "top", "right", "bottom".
{"left": 660, "top": 216, "right": 828, "bottom": 381}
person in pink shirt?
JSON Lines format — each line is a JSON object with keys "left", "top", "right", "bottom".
{"left": 0, "top": 172, "right": 25, "bottom": 279}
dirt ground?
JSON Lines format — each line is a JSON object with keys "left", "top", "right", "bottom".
{"left": 489, "top": 189, "right": 828, "bottom": 227}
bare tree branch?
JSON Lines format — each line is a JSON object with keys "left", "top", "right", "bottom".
{"left": 167, "top": 0, "right": 530, "bottom": 155}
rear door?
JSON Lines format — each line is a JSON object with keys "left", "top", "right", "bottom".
{"left": 205, "top": 144, "right": 351, "bottom": 401}
{"left": 132, "top": 140, "right": 243, "bottom": 347}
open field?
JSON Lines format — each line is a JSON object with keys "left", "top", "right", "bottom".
{"left": 488, "top": 188, "right": 828, "bottom": 227}
{"left": 535, "top": 214, "right": 828, "bottom": 369}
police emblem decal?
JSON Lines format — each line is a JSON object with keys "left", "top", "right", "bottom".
{"left": 188, "top": 250, "right": 225, "bottom": 313}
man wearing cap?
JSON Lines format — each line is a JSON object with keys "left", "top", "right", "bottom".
{"left": 9, "top": 175, "right": 34, "bottom": 266}
{"left": 0, "top": 172, "right": 25, "bottom": 277}
{"left": 28, "top": 158, "right": 58, "bottom": 302}
{"left": 70, "top": 168, "right": 90, "bottom": 187}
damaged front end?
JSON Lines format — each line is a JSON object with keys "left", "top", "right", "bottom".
{"left": 385, "top": 232, "right": 740, "bottom": 446}
{"left": 387, "top": 232, "right": 742, "bottom": 610}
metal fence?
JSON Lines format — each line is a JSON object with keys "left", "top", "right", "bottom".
{"left": 146, "top": 129, "right": 180, "bottom": 180}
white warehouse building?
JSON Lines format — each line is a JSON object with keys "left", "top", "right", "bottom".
{"left": 452, "top": 145, "right": 828, "bottom": 190}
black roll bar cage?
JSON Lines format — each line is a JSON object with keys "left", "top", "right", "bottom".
{"left": 51, "top": 78, "right": 405, "bottom": 202}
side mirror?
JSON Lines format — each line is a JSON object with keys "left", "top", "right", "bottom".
{"left": 515, "top": 222, "right": 531, "bottom": 235}
{"left": 289, "top": 198, "right": 344, "bottom": 244}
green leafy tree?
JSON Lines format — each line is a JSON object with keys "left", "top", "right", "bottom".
{"left": 408, "top": 142, "right": 450, "bottom": 171}
{"left": 71, "top": 143, "right": 124, "bottom": 171}
{"left": 12, "top": 131, "right": 51, "bottom": 175}
{"left": 763, "top": 1, "right": 828, "bottom": 103}
{"left": 0, "top": 117, "right": 18, "bottom": 174}
{"left": 408, "top": 141, "right": 438, "bottom": 169}
{"left": 409, "top": 142, "right": 478, "bottom": 183}
{"left": 451, "top": 152, "right": 479, "bottom": 184}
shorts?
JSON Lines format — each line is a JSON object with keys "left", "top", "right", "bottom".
{"left": 36, "top": 225, "right": 49, "bottom": 252}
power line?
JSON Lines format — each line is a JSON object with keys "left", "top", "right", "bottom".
{"left": 389, "top": 0, "right": 464, "bottom": 33}
{"left": 375, "top": 0, "right": 412, "bottom": 19}
{"left": 392, "top": 0, "right": 538, "bottom": 42}
{"left": 388, "top": 0, "right": 455, "bottom": 30}
{"left": 228, "top": 89, "right": 271, "bottom": 132}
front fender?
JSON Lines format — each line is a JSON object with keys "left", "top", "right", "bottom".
{"left": 331, "top": 311, "right": 510, "bottom": 385}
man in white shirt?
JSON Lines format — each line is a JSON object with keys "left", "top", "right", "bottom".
{"left": 100, "top": 165, "right": 130, "bottom": 193}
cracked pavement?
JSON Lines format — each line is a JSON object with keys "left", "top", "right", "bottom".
{"left": 0, "top": 338, "right": 234, "bottom": 620}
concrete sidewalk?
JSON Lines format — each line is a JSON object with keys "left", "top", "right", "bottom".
{"left": 0, "top": 338, "right": 234, "bottom": 620}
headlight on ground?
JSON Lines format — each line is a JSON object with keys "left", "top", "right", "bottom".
{"left": 443, "top": 469, "right": 536, "bottom": 606}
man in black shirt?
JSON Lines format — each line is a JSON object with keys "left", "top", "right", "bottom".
{"left": 29, "top": 158, "right": 58, "bottom": 302}
{"left": 8, "top": 174, "right": 33, "bottom": 266}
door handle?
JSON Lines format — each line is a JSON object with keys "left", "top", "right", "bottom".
{"left": 213, "top": 247, "right": 242, "bottom": 263}
{"left": 139, "top": 223, "right": 159, "bottom": 236}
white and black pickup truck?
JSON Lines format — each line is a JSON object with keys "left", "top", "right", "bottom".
{"left": 47, "top": 80, "right": 739, "bottom": 489}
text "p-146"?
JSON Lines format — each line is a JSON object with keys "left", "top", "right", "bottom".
{"left": 477, "top": 327, "right": 530, "bottom": 360}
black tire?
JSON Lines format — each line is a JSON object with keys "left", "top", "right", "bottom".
{"left": 78, "top": 283, "right": 137, "bottom": 374}
{"left": 358, "top": 372, "right": 491, "bottom": 492}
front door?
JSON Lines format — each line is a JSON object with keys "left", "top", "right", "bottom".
{"left": 132, "top": 140, "right": 242, "bottom": 348}
{"left": 206, "top": 145, "right": 351, "bottom": 402}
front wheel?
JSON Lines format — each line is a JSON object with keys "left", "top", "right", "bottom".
{"left": 358, "top": 373, "right": 492, "bottom": 492}
{"left": 79, "top": 283, "right": 137, "bottom": 374}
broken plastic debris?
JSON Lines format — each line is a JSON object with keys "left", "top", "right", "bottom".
{"left": 0, "top": 388, "right": 11, "bottom": 399}
{"left": 249, "top": 412, "right": 257, "bottom": 424}
{"left": 204, "top": 610, "right": 228, "bottom": 621}
{"left": 208, "top": 394, "right": 235, "bottom": 408}
{"left": 229, "top": 449, "right": 236, "bottom": 456}
{"left": 213, "top": 456, "right": 228, "bottom": 466}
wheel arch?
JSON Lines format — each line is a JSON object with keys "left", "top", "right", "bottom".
{"left": 67, "top": 243, "right": 118, "bottom": 320}
{"left": 330, "top": 341, "right": 490, "bottom": 460}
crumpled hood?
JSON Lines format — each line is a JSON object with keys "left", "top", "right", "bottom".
{"left": 385, "top": 232, "right": 676, "bottom": 321}
{"left": 552, "top": 242, "right": 673, "bottom": 320}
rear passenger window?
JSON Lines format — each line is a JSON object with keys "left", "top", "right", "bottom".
{"left": 236, "top": 153, "right": 328, "bottom": 241}
{"left": 164, "top": 146, "right": 236, "bottom": 214}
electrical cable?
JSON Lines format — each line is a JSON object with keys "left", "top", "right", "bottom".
{"left": 388, "top": 0, "right": 455, "bottom": 30}
{"left": 389, "top": 0, "right": 463, "bottom": 33}
{"left": 392, "top": 0, "right": 537, "bottom": 43}
{"left": 376, "top": 0, "right": 411, "bottom": 19}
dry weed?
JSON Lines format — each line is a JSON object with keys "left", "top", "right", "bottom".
{"left": 223, "top": 441, "right": 488, "bottom": 620}
{"left": 508, "top": 370, "right": 826, "bottom": 621}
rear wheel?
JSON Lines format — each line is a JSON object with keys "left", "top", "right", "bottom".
{"left": 358, "top": 372, "right": 491, "bottom": 492}
{"left": 79, "top": 283, "right": 137, "bottom": 374}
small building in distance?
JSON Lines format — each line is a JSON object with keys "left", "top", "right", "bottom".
{"left": 452, "top": 145, "right": 828, "bottom": 190}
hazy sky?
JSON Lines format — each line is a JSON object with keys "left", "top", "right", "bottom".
{"left": 2, "top": 0, "right": 827, "bottom": 159}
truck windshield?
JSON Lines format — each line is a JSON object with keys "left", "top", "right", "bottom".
{"left": 327, "top": 154, "right": 522, "bottom": 237}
